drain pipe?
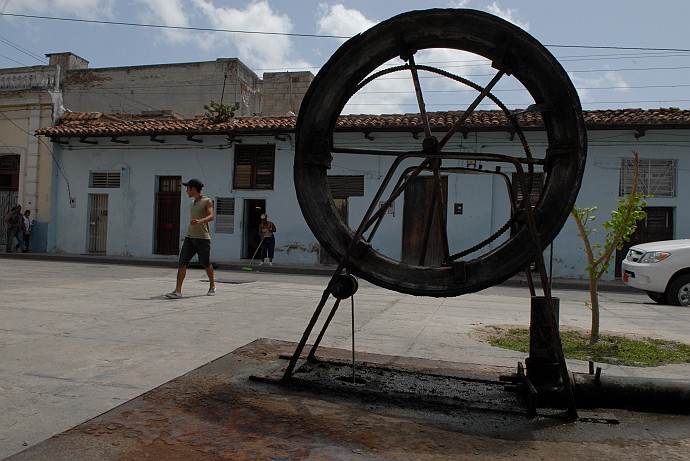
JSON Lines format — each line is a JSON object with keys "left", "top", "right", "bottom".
{"left": 572, "top": 371, "right": 690, "bottom": 413}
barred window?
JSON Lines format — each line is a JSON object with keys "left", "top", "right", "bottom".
{"left": 215, "top": 197, "right": 235, "bottom": 234}
{"left": 90, "top": 171, "right": 121, "bottom": 188}
{"left": 619, "top": 158, "right": 675, "bottom": 197}
{"left": 233, "top": 145, "right": 275, "bottom": 190}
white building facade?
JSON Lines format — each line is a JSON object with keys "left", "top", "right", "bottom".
{"left": 36, "top": 109, "right": 690, "bottom": 281}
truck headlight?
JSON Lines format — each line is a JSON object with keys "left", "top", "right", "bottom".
{"left": 639, "top": 251, "right": 670, "bottom": 264}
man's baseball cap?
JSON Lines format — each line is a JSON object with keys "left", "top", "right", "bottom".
{"left": 182, "top": 178, "right": 204, "bottom": 190}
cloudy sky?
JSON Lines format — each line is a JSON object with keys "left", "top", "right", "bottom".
{"left": 1, "top": 0, "right": 689, "bottom": 114}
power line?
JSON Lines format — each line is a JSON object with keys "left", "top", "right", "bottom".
{"left": 0, "top": 53, "right": 29, "bottom": 67}
{"left": 0, "top": 35, "right": 47, "bottom": 64}
{"left": 2, "top": 12, "right": 690, "bottom": 54}
{"left": 0, "top": 12, "right": 348, "bottom": 39}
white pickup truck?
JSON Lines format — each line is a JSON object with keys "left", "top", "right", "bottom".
{"left": 621, "top": 239, "right": 690, "bottom": 306}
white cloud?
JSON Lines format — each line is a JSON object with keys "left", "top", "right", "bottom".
{"left": 2, "top": 0, "right": 114, "bottom": 19}
{"left": 134, "top": 0, "right": 191, "bottom": 44}
{"left": 447, "top": 0, "right": 471, "bottom": 7}
{"left": 135, "top": 0, "right": 312, "bottom": 71}
{"left": 571, "top": 70, "right": 630, "bottom": 106}
{"left": 316, "top": 3, "right": 376, "bottom": 39}
{"left": 485, "top": 1, "right": 529, "bottom": 31}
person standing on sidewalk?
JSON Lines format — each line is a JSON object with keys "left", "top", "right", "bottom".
{"left": 19, "top": 209, "right": 32, "bottom": 252}
{"left": 4, "top": 204, "right": 26, "bottom": 253}
{"left": 165, "top": 179, "right": 216, "bottom": 299}
{"left": 258, "top": 213, "right": 277, "bottom": 266}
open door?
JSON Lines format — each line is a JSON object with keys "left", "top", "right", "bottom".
{"left": 242, "top": 199, "right": 266, "bottom": 259}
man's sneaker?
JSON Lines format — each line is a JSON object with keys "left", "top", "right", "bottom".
{"left": 207, "top": 287, "right": 216, "bottom": 296}
{"left": 165, "top": 291, "right": 182, "bottom": 299}
{"left": 258, "top": 261, "right": 264, "bottom": 266}
{"left": 269, "top": 262, "right": 273, "bottom": 266}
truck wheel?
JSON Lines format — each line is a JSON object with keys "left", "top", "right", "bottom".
{"left": 667, "top": 274, "right": 690, "bottom": 306}
{"left": 646, "top": 291, "right": 668, "bottom": 304}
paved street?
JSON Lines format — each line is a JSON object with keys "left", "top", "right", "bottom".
{"left": 1, "top": 257, "right": 689, "bottom": 459}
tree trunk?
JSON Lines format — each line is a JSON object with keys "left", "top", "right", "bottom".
{"left": 589, "top": 272, "right": 600, "bottom": 344}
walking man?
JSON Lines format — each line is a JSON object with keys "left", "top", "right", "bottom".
{"left": 165, "top": 179, "right": 216, "bottom": 299}
{"left": 4, "top": 204, "right": 26, "bottom": 253}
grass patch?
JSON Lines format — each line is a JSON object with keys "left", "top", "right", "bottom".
{"left": 488, "top": 328, "right": 690, "bottom": 367}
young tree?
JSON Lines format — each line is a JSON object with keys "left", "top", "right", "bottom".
{"left": 570, "top": 151, "right": 648, "bottom": 344}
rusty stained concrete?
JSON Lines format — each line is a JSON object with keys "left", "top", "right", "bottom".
{"left": 7, "top": 338, "right": 690, "bottom": 461}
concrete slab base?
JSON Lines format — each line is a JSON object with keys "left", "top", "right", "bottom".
{"left": 7, "top": 338, "right": 690, "bottom": 461}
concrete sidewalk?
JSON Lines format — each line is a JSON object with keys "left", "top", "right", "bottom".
{"left": 1, "top": 257, "right": 687, "bottom": 459}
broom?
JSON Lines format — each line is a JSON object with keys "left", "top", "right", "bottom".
{"left": 242, "top": 236, "right": 265, "bottom": 271}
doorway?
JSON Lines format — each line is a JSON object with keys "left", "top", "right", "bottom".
{"left": 154, "top": 176, "right": 182, "bottom": 255}
{"left": 402, "top": 176, "right": 448, "bottom": 267}
{"left": 243, "top": 199, "right": 266, "bottom": 259}
{"left": 0, "top": 155, "right": 20, "bottom": 247}
{"left": 88, "top": 194, "right": 108, "bottom": 253}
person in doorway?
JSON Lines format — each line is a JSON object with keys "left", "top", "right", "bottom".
{"left": 4, "top": 204, "right": 26, "bottom": 253}
{"left": 165, "top": 178, "right": 216, "bottom": 299}
{"left": 258, "top": 213, "right": 277, "bottom": 266}
{"left": 18, "top": 209, "right": 32, "bottom": 252}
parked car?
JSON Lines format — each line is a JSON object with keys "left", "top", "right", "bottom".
{"left": 621, "top": 239, "right": 690, "bottom": 306}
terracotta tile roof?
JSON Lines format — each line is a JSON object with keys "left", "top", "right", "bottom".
{"left": 36, "top": 108, "right": 690, "bottom": 139}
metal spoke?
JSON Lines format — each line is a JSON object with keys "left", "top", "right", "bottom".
{"left": 407, "top": 54, "right": 433, "bottom": 139}
{"left": 438, "top": 69, "right": 506, "bottom": 149}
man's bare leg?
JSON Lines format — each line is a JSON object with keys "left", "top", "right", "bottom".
{"left": 205, "top": 264, "right": 215, "bottom": 289}
{"left": 175, "top": 265, "right": 187, "bottom": 293}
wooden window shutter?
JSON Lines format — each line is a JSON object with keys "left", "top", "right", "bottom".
{"left": 254, "top": 148, "right": 275, "bottom": 189}
{"left": 328, "top": 175, "right": 365, "bottom": 198}
{"left": 233, "top": 145, "right": 275, "bottom": 190}
{"left": 512, "top": 172, "right": 543, "bottom": 207}
{"left": 233, "top": 151, "right": 253, "bottom": 189}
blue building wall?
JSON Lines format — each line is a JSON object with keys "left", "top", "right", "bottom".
{"left": 48, "top": 128, "right": 690, "bottom": 281}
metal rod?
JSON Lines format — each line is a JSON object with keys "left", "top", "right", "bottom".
{"left": 514, "top": 162, "right": 578, "bottom": 418}
{"left": 407, "top": 54, "right": 433, "bottom": 139}
{"left": 431, "top": 158, "right": 451, "bottom": 261}
{"left": 351, "top": 295, "right": 356, "bottom": 384}
{"left": 438, "top": 70, "right": 505, "bottom": 149}
{"left": 306, "top": 298, "right": 342, "bottom": 361}
{"left": 282, "top": 289, "right": 332, "bottom": 381}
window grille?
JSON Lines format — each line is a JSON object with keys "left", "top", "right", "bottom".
{"left": 619, "top": 159, "right": 675, "bottom": 197}
{"left": 90, "top": 171, "right": 121, "bottom": 188}
{"left": 327, "top": 175, "right": 365, "bottom": 198}
{"left": 233, "top": 145, "right": 275, "bottom": 190}
{"left": 215, "top": 197, "right": 235, "bottom": 234}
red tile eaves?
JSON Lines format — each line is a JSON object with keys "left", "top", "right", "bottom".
{"left": 35, "top": 108, "right": 690, "bottom": 139}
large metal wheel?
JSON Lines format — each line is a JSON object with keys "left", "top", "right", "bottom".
{"left": 294, "top": 9, "right": 587, "bottom": 297}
